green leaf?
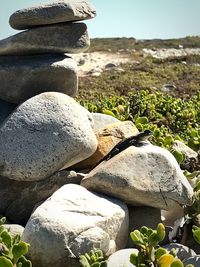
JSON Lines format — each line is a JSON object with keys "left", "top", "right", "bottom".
{"left": 103, "top": 109, "right": 116, "bottom": 117}
{"left": 170, "top": 259, "right": 184, "bottom": 267}
{"left": 192, "top": 226, "right": 200, "bottom": 244}
{"left": 164, "top": 135, "right": 174, "bottom": 147}
{"left": 156, "top": 223, "right": 166, "bottom": 241}
{"left": 148, "top": 232, "right": 160, "bottom": 246}
{"left": 0, "top": 217, "right": 6, "bottom": 225}
{"left": 155, "top": 247, "right": 167, "bottom": 259}
{"left": 130, "top": 253, "right": 138, "bottom": 265}
{"left": 17, "top": 256, "right": 32, "bottom": 267}
{"left": 0, "top": 256, "right": 13, "bottom": 267}
{"left": 79, "top": 255, "right": 90, "bottom": 267}
{"left": 130, "top": 230, "right": 144, "bottom": 245}
{"left": 12, "top": 242, "right": 29, "bottom": 264}
{"left": 1, "top": 230, "right": 12, "bottom": 249}
{"left": 135, "top": 117, "right": 149, "bottom": 125}
{"left": 171, "top": 149, "right": 185, "bottom": 164}
{"left": 140, "top": 226, "right": 149, "bottom": 235}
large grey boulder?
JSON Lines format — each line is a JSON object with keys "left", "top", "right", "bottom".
{"left": 0, "top": 22, "right": 89, "bottom": 56}
{"left": 81, "top": 144, "right": 193, "bottom": 210}
{"left": 0, "top": 92, "right": 97, "bottom": 181}
{"left": 22, "top": 184, "right": 129, "bottom": 267}
{"left": 0, "top": 170, "right": 83, "bottom": 225}
{"left": 9, "top": 0, "right": 96, "bottom": 30}
{"left": 0, "top": 54, "right": 77, "bottom": 103}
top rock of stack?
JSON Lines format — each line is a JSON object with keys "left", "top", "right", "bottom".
{"left": 9, "top": 0, "right": 96, "bottom": 30}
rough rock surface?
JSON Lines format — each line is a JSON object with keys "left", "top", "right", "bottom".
{"left": 22, "top": 184, "right": 129, "bottom": 267}
{"left": 81, "top": 144, "right": 193, "bottom": 210}
{"left": 164, "top": 243, "right": 196, "bottom": 261}
{"left": 172, "top": 140, "right": 199, "bottom": 171}
{"left": 0, "top": 23, "right": 89, "bottom": 55}
{"left": 0, "top": 54, "right": 78, "bottom": 103}
{"left": 4, "top": 224, "right": 24, "bottom": 237}
{"left": 0, "top": 92, "right": 97, "bottom": 181}
{"left": 161, "top": 202, "right": 184, "bottom": 226}
{"left": 0, "top": 170, "right": 83, "bottom": 225}
{"left": 72, "top": 121, "right": 139, "bottom": 170}
{"left": 183, "top": 256, "right": 200, "bottom": 267}
{"left": 91, "top": 113, "right": 119, "bottom": 130}
{"left": 9, "top": 0, "right": 96, "bottom": 30}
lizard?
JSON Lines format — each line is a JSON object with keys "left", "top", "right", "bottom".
{"left": 94, "top": 129, "right": 153, "bottom": 167}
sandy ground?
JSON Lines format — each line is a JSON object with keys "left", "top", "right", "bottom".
{"left": 68, "top": 51, "right": 131, "bottom": 76}
{"left": 67, "top": 48, "right": 200, "bottom": 76}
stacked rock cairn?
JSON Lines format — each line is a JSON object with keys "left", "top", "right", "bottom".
{"left": 0, "top": 2, "right": 197, "bottom": 267}
{"left": 0, "top": 0, "right": 96, "bottom": 104}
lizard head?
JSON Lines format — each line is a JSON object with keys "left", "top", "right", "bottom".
{"left": 140, "top": 129, "right": 153, "bottom": 141}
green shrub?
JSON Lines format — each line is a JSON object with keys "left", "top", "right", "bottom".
{"left": 79, "top": 249, "right": 107, "bottom": 267}
{"left": 192, "top": 225, "right": 200, "bottom": 244}
{"left": 79, "top": 89, "right": 200, "bottom": 152}
{"left": 0, "top": 217, "right": 32, "bottom": 267}
{"left": 130, "top": 223, "right": 194, "bottom": 267}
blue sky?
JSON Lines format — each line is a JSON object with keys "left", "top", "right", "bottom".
{"left": 0, "top": 0, "right": 200, "bottom": 40}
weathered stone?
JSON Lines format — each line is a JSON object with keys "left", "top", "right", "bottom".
{"left": 172, "top": 140, "right": 199, "bottom": 171}
{"left": 81, "top": 144, "right": 193, "bottom": 210}
{"left": 0, "top": 170, "right": 83, "bottom": 225}
{"left": 0, "top": 99, "right": 16, "bottom": 123}
{"left": 9, "top": 0, "right": 96, "bottom": 30}
{"left": 4, "top": 224, "right": 24, "bottom": 237}
{"left": 22, "top": 184, "right": 129, "bottom": 267}
{"left": 107, "top": 249, "right": 138, "bottom": 267}
{"left": 0, "top": 92, "right": 97, "bottom": 181}
{"left": 0, "top": 54, "right": 77, "bottom": 103}
{"left": 127, "top": 206, "right": 161, "bottom": 247}
{"left": 164, "top": 243, "right": 196, "bottom": 261}
{"left": 183, "top": 255, "right": 200, "bottom": 267}
{"left": 91, "top": 113, "right": 119, "bottom": 130}
{"left": 72, "top": 121, "right": 139, "bottom": 170}
{"left": 0, "top": 23, "right": 89, "bottom": 56}
{"left": 161, "top": 202, "right": 184, "bottom": 226}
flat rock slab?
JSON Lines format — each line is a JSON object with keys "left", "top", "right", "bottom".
{"left": 0, "top": 54, "right": 77, "bottom": 103}
{"left": 81, "top": 144, "right": 193, "bottom": 210}
{"left": 9, "top": 0, "right": 96, "bottom": 30}
{"left": 0, "top": 22, "right": 89, "bottom": 56}
{"left": 0, "top": 92, "right": 97, "bottom": 181}
{"left": 23, "top": 184, "right": 129, "bottom": 267}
